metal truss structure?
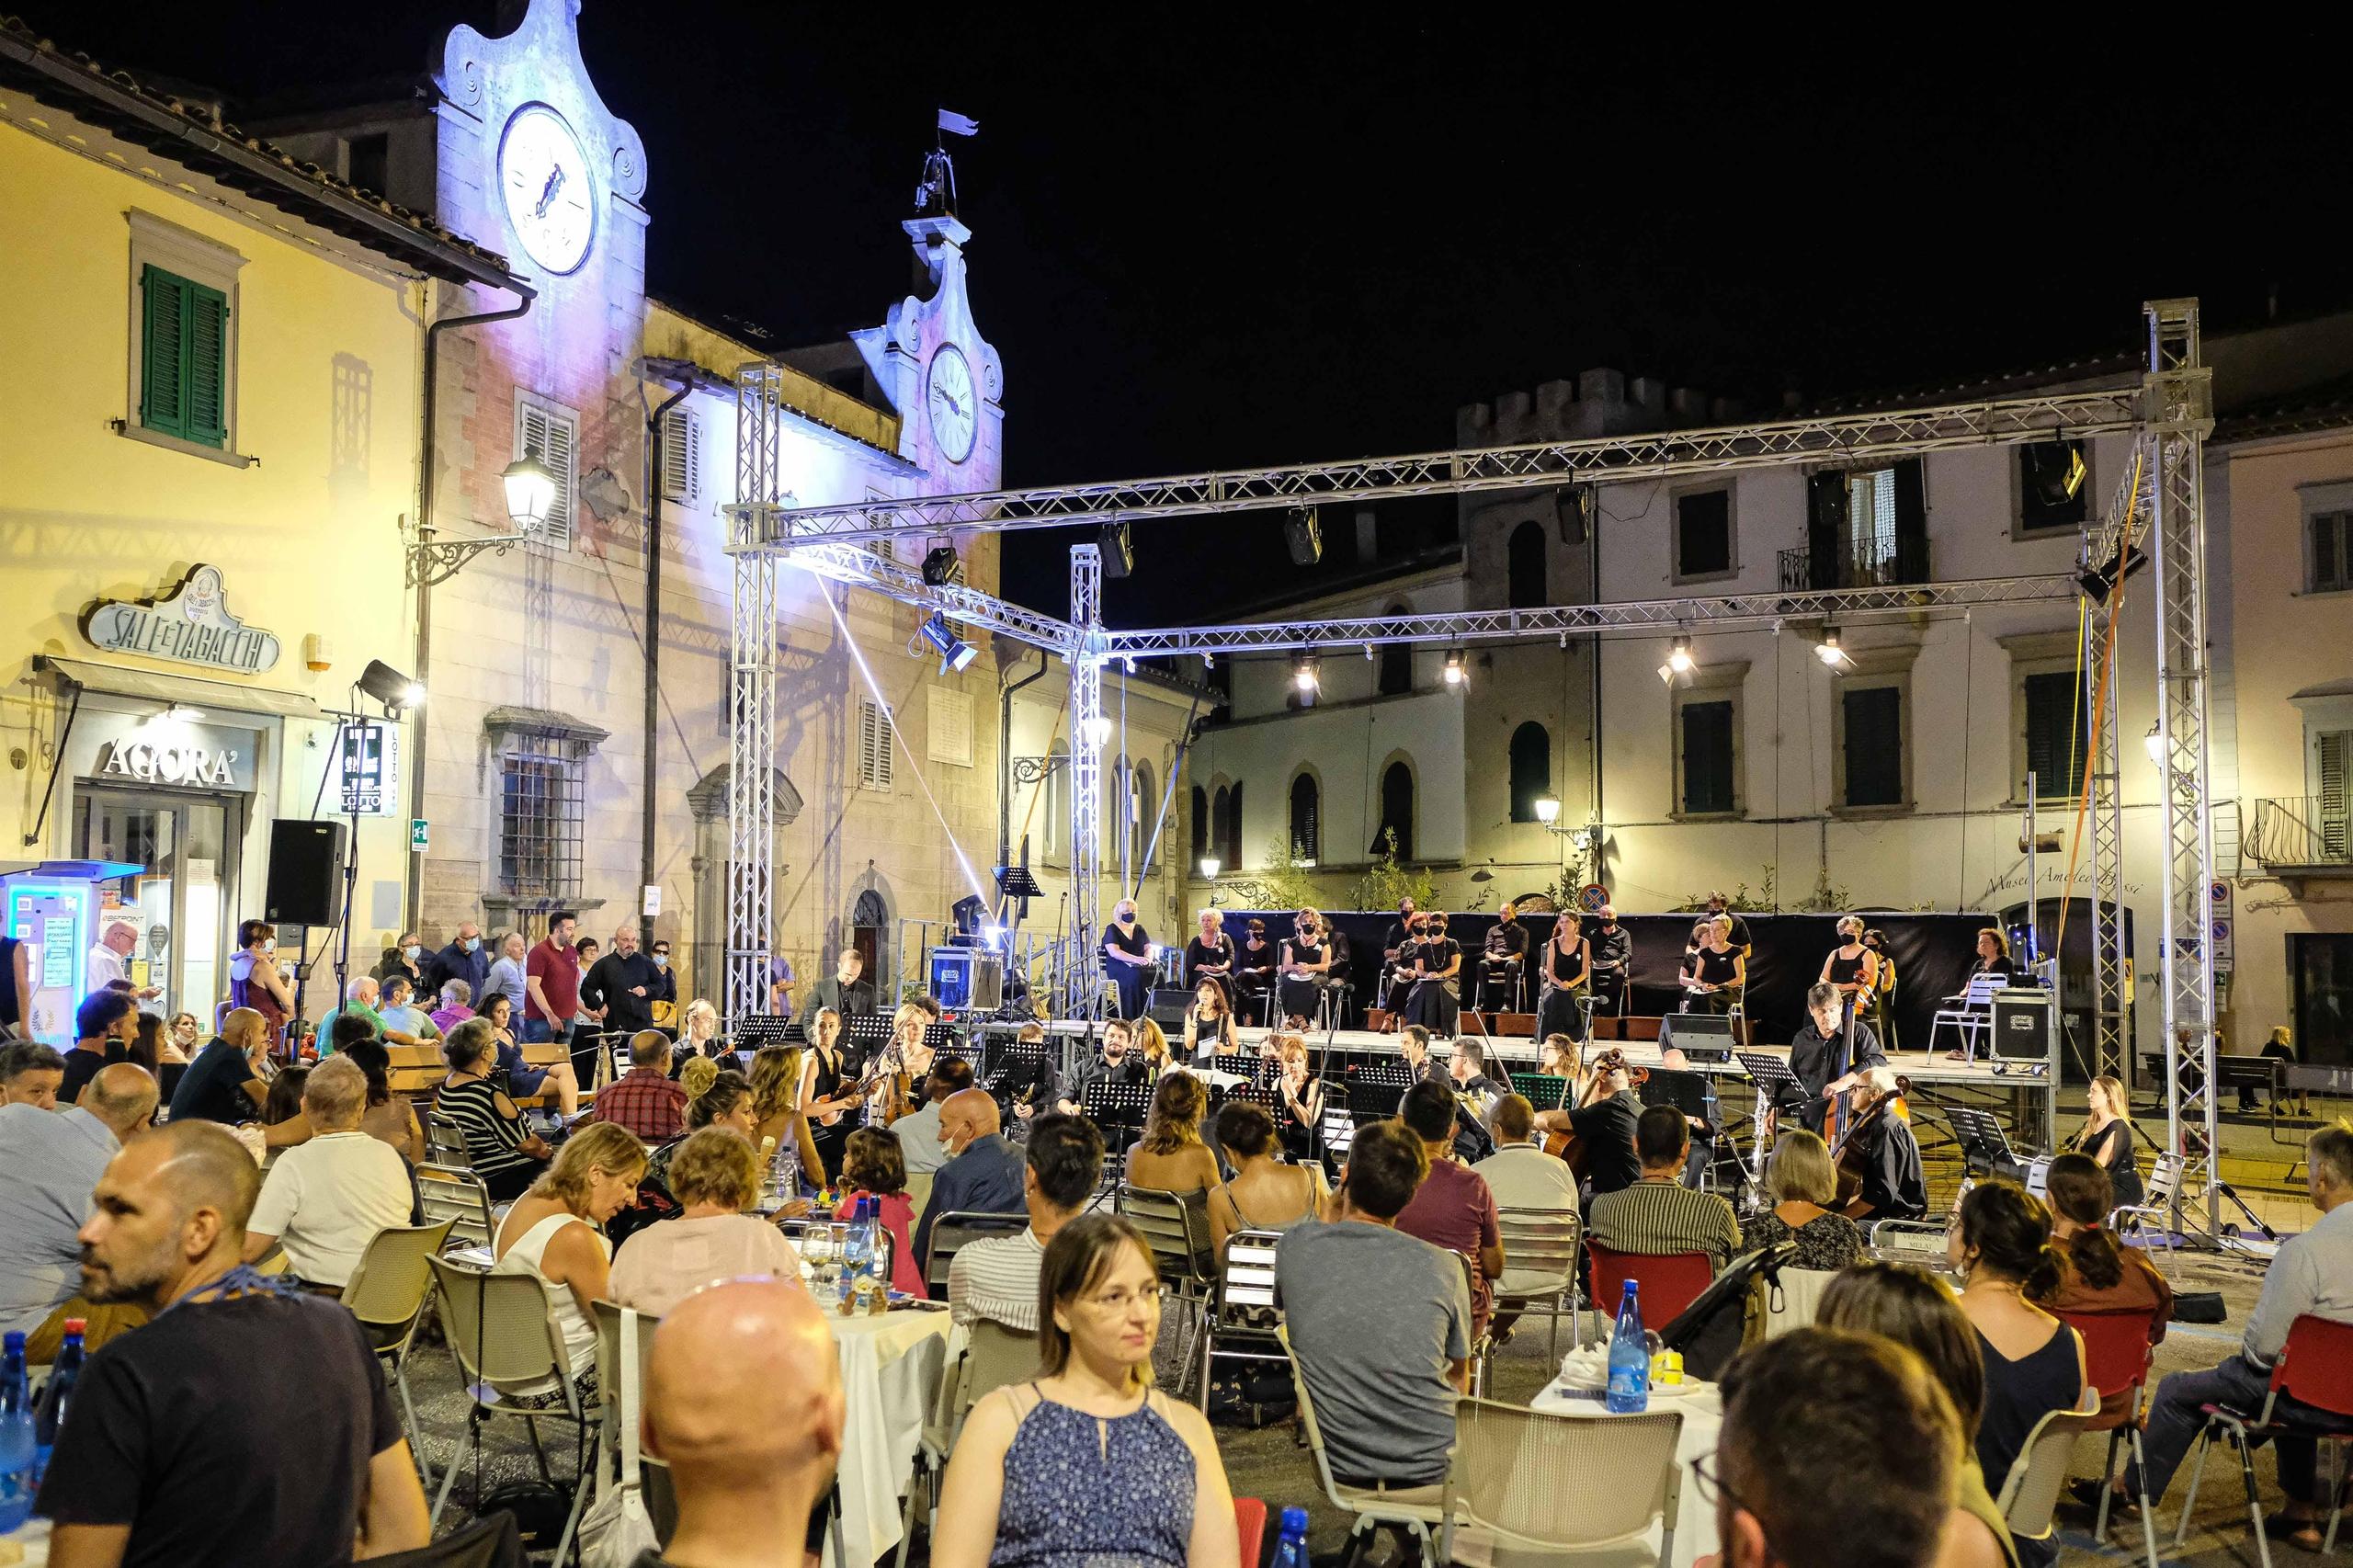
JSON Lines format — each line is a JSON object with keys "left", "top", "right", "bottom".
{"left": 723, "top": 305, "right": 2219, "bottom": 1222}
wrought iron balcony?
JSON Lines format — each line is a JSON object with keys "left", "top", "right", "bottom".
{"left": 1778, "top": 536, "right": 1931, "bottom": 592}
{"left": 2249, "top": 796, "right": 2353, "bottom": 874}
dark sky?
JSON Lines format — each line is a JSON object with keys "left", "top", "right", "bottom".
{"left": 31, "top": 4, "right": 2353, "bottom": 619}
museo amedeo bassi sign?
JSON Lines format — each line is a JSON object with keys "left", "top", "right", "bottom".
{"left": 79, "top": 565, "right": 282, "bottom": 675}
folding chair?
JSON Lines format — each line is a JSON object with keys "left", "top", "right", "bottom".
{"left": 341, "top": 1221, "right": 457, "bottom": 1489}
{"left": 2055, "top": 1305, "right": 2164, "bottom": 1568}
{"left": 1276, "top": 1324, "right": 1450, "bottom": 1568}
{"left": 1586, "top": 1242, "right": 1713, "bottom": 1330}
{"left": 1488, "top": 1205, "right": 1584, "bottom": 1377}
{"left": 426, "top": 1256, "right": 602, "bottom": 1567}
{"left": 2109, "top": 1153, "right": 2186, "bottom": 1268}
{"left": 1438, "top": 1396, "right": 1683, "bottom": 1565}
{"left": 1995, "top": 1388, "right": 2101, "bottom": 1551}
{"left": 417, "top": 1162, "right": 499, "bottom": 1256}
{"left": 2177, "top": 1313, "right": 2353, "bottom": 1568}
{"left": 1204, "top": 1229, "right": 1289, "bottom": 1407}
{"left": 1120, "top": 1186, "right": 1218, "bottom": 1402}
{"left": 426, "top": 1117, "right": 473, "bottom": 1166}
{"left": 1926, "top": 973, "right": 2005, "bottom": 1062}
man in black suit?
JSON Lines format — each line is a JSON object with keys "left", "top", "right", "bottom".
{"left": 805, "top": 949, "right": 875, "bottom": 1019}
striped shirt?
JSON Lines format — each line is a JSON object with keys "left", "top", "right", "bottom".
{"left": 430, "top": 1077, "right": 535, "bottom": 1179}
{"left": 948, "top": 1227, "right": 1046, "bottom": 1332}
{"left": 1586, "top": 1178, "right": 1743, "bottom": 1267}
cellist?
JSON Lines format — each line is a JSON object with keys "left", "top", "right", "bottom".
{"left": 1787, "top": 982, "right": 1888, "bottom": 1135}
{"left": 1531, "top": 1048, "right": 1644, "bottom": 1199}
{"left": 1834, "top": 1066, "right": 1928, "bottom": 1221}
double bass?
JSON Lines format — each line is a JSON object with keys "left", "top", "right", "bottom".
{"left": 1540, "top": 1046, "right": 1648, "bottom": 1179}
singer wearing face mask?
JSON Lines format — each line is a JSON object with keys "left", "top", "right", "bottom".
{"left": 229, "top": 919, "right": 294, "bottom": 1043}
{"left": 426, "top": 921, "right": 492, "bottom": 1004}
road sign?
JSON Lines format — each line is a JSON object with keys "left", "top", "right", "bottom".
{"left": 2210, "top": 880, "right": 2232, "bottom": 910}
{"left": 2212, "top": 918, "right": 2234, "bottom": 971}
{"left": 1576, "top": 883, "right": 1609, "bottom": 914}
{"left": 410, "top": 818, "right": 429, "bottom": 852}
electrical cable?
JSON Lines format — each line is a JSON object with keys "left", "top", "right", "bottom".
{"left": 1956, "top": 615, "right": 1973, "bottom": 912}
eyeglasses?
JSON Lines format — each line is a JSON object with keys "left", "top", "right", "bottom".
{"left": 1690, "top": 1452, "right": 1743, "bottom": 1510}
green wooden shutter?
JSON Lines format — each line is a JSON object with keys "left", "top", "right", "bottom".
{"left": 1843, "top": 686, "right": 1904, "bottom": 806}
{"left": 1682, "top": 699, "right": 1735, "bottom": 813}
{"left": 184, "top": 280, "right": 229, "bottom": 448}
{"left": 2022, "top": 671, "right": 2085, "bottom": 799}
{"left": 140, "top": 265, "right": 187, "bottom": 438}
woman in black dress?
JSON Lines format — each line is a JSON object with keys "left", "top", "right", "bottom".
{"left": 1277, "top": 909, "right": 1330, "bottom": 1025}
{"left": 1534, "top": 914, "right": 1590, "bottom": 1042}
{"left": 1233, "top": 918, "right": 1277, "bottom": 1025}
{"left": 1182, "top": 910, "right": 1235, "bottom": 1004}
{"left": 2068, "top": 1073, "right": 2143, "bottom": 1208}
{"left": 1180, "top": 978, "right": 1240, "bottom": 1064}
{"left": 1971, "top": 927, "right": 2018, "bottom": 983}
{"left": 797, "top": 1006, "right": 861, "bottom": 1183}
{"left": 1399, "top": 914, "right": 1462, "bottom": 1037}
{"left": 1819, "top": 915, "right": 1881, "bottom": 1028}
{"left": 1683, "top": 917, "right": 1745, "bottom": 1015}
{"left": 1862, "top": 926, "right": 1900, "bottom": 1050}
{"left": 1101, "top": 899, "right": 1154, "bottom": 1020}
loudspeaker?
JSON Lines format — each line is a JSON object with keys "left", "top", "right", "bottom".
{"left": 1147, "top": 987, "right": 1192, "bottom": 1028}
{"left": 1657, "top": 1011, "right": 1735, "bottom": 1062}
{"left": 265, "top": 819, "right": 347, "bottom": 929}
{"left": 1283, "top": 506, "right": 1323, "bottom": 566}
{"left": 1098, "top": 522, "right": 1133, "bottom": 579}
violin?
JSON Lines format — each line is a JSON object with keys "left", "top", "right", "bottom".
{"left": 1829, "top": 1075, "right": 1912, "bottom": 1219}
{"left": 1539, "top": 1047, "right": 1650, "bottom": 1177}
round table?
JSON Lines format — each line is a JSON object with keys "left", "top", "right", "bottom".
{"left": 1528, "top": 1375, "right": 1723, "bottom": 1568}
{"left": 829, "top": 1307, "right": 952, "bottom": 1566}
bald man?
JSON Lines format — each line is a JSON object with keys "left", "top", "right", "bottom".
{"left": 642, "top": 1279, "right": 847, "bottom": 1568}
{"left": 912, "top": 1087, "right": 1027, "bottom": 1277}
{"left": 36, "top": 1120, "right": 428, "bottom": 1565}
{"left": 0, "top": 1063, "right": 159, "bottom": 1361}
{"left": 166, "top": 1007, "right": 273, "bottom": 1127}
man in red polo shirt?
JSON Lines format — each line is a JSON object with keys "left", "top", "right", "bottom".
{"left": 523, "top": 911, "right": 582, "bottom": 1046}
{"left": 589, "top": 1029, "right": 688, "bottom": 1142}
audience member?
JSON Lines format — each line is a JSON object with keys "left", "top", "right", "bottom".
{"left": 1472, "top": 1092, "right": 1578, "bottom": 1345}
{"left": 493, "top": 1122, "right": 648, "bottom": 1408}
{"left": 524, "top": 912, "right": 583, "bottom": 1045}
{"left": 583, "top": 923, "right": 670, "bottom": 1037}
{"left": 479, "top": 990, "right": 581, "bottom": 1119}
{"left": 166, "top": 1007, "right": 272, "bottom": 1126}
{"left": 261, "top": 1064, "right": 309, "bottom": 1129}
{"left": 36, "top": 1120, "right": 429, "bottom": 1564}
{"left": 2112, "top": 1123, "right": 2353, "bottom": 1550}
{"left": 431, "top": 1017, "right": 551, "bottom": 1201}
{"left": 1817, "top": 1263, "right": 2021, "bottom": 1568}
{"left": 241, "top": 1057, "right": 411, "bottom": 1292}
{"left": 0, "top": 1063, "right": 157, "bottom": 1359}
{"left": 609, "top": 1127, "right": 801, "bottom": 1317}
{"left": 484, "top": 930, "right": 530, "bottom": 1021}
{"left": 1743, "top": 1129, "right": 1865, "bottom": 1269}
{"left": 0, "top": 1040, "right": 65, "bottom": 1109}
{"left": 428, "top": 978, "right": 475, "bottom": 1036}
{"left": 1948, "top": 1181, "right": 2085, "bottom": 1521}
{"left": 425, "top": 921, "right": 491, "bottom": 1007}
{"left": 1211, "top": 1099, "right": 1323, "bottom": 1239}
{"left": 376, "top": 974, "right": 441, "bottom": 1043}
{"left": 634, "top": 1279, "right": 847, "bottom": 1568}
{"left": 1711, "top": 1327, "right": 1964, "bottom": 1568}
{"left": 914, "top": 1088, "right": 1027, "bottom": 1269}
{"left": 1126, "top": 1073, "right": 1230, "bottom": 1246}
{"left": 318, "top": 974, "right": 390, "bottom": 1048}
{"left": 60, "top": 991, "right": 139, "bottom": 1105}
{"left": 336, "top": 1036, "right": 426, "bottom": 1165}
{"left": 1587, "top": 1104, "right": 1743, "bottom": 1268}
{"left": 836, "top": 1127, "right": 926, "bottom": 1295}
{"left": 893, "top": 1057, "right": 973, "bottom": 1177}
{"left": 949, "top": 1113, "right": 1103, "bottom": 1331}
{"left": 2029, "top": 1152, "right": 2169, "bottom": 1424}
{"left": 934, "top": 1215, "right": 1238, "bottom": 1568}
{"left": 1276, "top": 1119, "right": 1470, "bottom": 1492}
{"left": 591, "top": 1028, "right": 689, "bottom": 1142}
{"left": 124, "top": 1013, "right": 175, "bottom": 1077}
{"left": 1392, "top": 1080, "right": 1506, "bottom": 1335}
{"left": 617, "top": 1070, "right": 768, "bottom": 1249}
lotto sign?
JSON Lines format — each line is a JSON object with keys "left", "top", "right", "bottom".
{"left": 339, "top": 722, "right": 400, "bottom": 817}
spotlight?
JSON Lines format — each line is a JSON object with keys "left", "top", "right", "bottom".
{"left": 358, "top": 659, "right": 425, "bottom": 715}
{"left": 1443, "top": 649, "right": 1466, "bottom": 687}
{"left": 1291, "top": 654, "right": 1320, "bottom": 694}
{"left": 1815, "top": 627, "right": 1854, "bottom": 671}
{"left": 1098, "top": 522, "right": 1134, "bottom": 579}
{"left": 2028, "top": 439, "right": 2087, "bottom": 507}
{"left": 1199, "top": 856, "right": 1222, "bottom": 880}
{"left": 1083, "top": 714, "right": 1114, "bottom": 749}
{"left": 1283, "top": 506, "right": 1324, "bottom": 567}
{"left": 921, "top": 544, "right": 963, "bottom": 586}
{"left": 2144, "top": 722, "right": 2165, "bottom": 767}
{"left": 1657, "top": 635, "right": 1695, "bottom": 687}
{"left": 918, "top": 613, "right": 979, "bottom": 675}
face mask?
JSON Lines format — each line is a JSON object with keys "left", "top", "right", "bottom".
{"left": 262, "top": 938, "right": 277, "bottom": 954}
{"left": 653, "top": 955, "right": 668, "bottom": 969}
{"left": 462, "top": 937, "right": 480, "bottom": 952}
{"left": 404, "top": 945, "right": 422, "bottom": 960}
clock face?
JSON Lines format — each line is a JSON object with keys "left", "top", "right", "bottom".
{"left": 497, "top": 104, "right": 595, "bottom": 274}
{"left": 926, "top": 344, "right": 978, "bottom": 464}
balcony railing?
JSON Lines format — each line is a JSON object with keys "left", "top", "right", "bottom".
{"left": 1778, "top": 536, "right": 1931, "bottom": 592}
{"left": 2249, "top": 795, "right": 2353, "bottom": 871}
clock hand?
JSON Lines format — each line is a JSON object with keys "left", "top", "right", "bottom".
{"left": 533, "top": 165, "right": 565, "bottom": 219}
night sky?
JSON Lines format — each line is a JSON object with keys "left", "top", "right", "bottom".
{"left": 29, "top": 4, "right": 2353, "bottom": 619}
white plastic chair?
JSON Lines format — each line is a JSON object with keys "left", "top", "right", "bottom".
{"left": 1995, "top": 1387, "right": 2102, "bottom": 1546}
{"left": 1277, "top": 1324, "right": 1450, "bottom": 1568}
{"left": 1754, "top": 1265, "right": 1839, "bottom": 1341}
{"left": 1439, "top": 1396, "right": 1684, "bottom": 1565}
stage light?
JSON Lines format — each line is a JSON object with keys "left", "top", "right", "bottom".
{"left": 1199, "top": 855, "right": 1222, "bottom": 879}
{"left": 1099, "top": 522, "right": 1134, "bottom": 578}
{"left": 1533, "top": 795, "right": 1562, "bottom": 825}
{"left": 918, "top": 613, "right": 979, "bottom": 675}
{"left": 921, "top": 545, "right": 963, "bottom": 585}
{"left": 982, "top": 922, "right": 1005, "bottom": 949}
{"left": 1292, "top": 654, "right": 1320, "bottom": 694}
{"left": 501, "top": 458, "right": 558, "bottom": 535}
{"left": 2144, "top": 722, "right": 2165, "bottom": 767}
{"left": 1816, "top": 627, "right": 1854, "bottom": 670}
{"left": 1443, "top": 649, "right": 1466, "bottom": 687}
{"left": 1284, "top": 506, "right": 1323, "bottom": 566}
{"left": 1083, "top": 714, "right": 1114, "bottom": 748}
{"left": 1658, "top": 635, "right": 1695, "bottom": 687}
{"left": 358, "top": 659, "right": 425, "bottom": 714}
{"left": 2028, "top": 439, "right": 2087, "bottom": 507}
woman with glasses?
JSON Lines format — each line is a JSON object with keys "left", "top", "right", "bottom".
{"left": 1276, "top": 909, "right": 1330, "bottom": 1027}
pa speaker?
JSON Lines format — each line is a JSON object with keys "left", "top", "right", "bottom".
{"left": 1657, "top": 1011, "right": 1734, "bottom": 1062}
{"left": 1098, "top": 522, "right": 1133, "bottom": 579}
{"left": 265, "top": 819, "right": 347, "bottom": 929}
{"left": 1147, "top": 987, "right": 1192, "bottom": 1029}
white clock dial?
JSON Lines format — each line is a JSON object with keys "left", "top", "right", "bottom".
{"left": 497, "top": 104, "right": 595, "bottom": 275}
{"left": 926, "top": 344, "right": 978, "bottom": 464}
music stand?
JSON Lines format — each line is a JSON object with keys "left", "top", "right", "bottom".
{"left": 733, "top": 1015, "right": 796, "bottom": 1056}
{"left": 1347, "top": 1062, "right": 1409, "bottom": 1125}
{"left": 1082, "top": 1080, "right": 1154, "bottom": 1153}
{"left": 985, "top": 1044, "right": 1053, "bottom": 1117}
{"left": 1733, "top": 1051, "right": 1806, "bottom": 1175}
{"left": 1946, "top": 1106, "right": 2031, "bottom": 1180}
{"left": 1509, "top": 1072, "right": 1571, "bottom": 1113}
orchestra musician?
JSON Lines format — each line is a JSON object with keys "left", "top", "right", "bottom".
{"left": 1379, "top": 899, "right": 1421, "bottom": 1017}
{"left": 1055, "top": 1017, "right": 1150, "bottom": 1117}
{"left": 1273, "top": 1034, "right": 1324, "bottom": 1160}
{"left": 1819, "top": 915, "right": 1881, "bottom": 1028}
{"left": 1448, "top": 1038, "right": 1508, "bottom": 1129}
{"left": 1862, "top": 926, "right": 1899, "bottom": 1050}
{"left": 1474, "top": 902, "right": 1529, "bottom": 1012}
{"left": 862, "top": 1002, "right": 934, "bottom": 1126}
{"left": 1787, "top": 982, "right": 1888, "bottom": 1134}
{"left": 1532, "top": 1047, "right": 1644, "bottom": 1198}
{"left": 1836, "top": 1066, "right": 1928, "bottom": 1221}
{"left": 1182, "top": 909, "right": 1236, "bottom": 1001}
{"left": 1233, "top": 917, "right": 1277, "bottom": 1026}
{"left": 1534, "top": 913, "right": 1591, "bottom": 1042}
{"left": 1585, "top": 904, "right": 1633, "bottom": 1018}
{"left": 995, "top": 1020, "right": 1060, "bottom": 1137}
{"left": 1681, "top": 915, "right": 1745, "bottom": 1015}
{"left": 1180, "top": 976, "right": 1241, "bottom": 1064}
{"left": 1396, "top": 1022, "right": 1445, "bottom": 1086}
{"left": 1277, "top": 908, "right": 1332, "bottom": 1026}
{"left": 1398, "top": 912, "right": 1462, "bottom": 1037}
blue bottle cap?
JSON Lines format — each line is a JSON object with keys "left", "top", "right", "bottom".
{"left": 2, "top": 1333, "right": 20, "bottom": 1351}
{"left": 1281, "top": 1506, "right": 1310, "bottom": 1532}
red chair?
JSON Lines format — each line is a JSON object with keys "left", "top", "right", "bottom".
{"left": 2177, "top": 1313, "right": 2353, "bottom": 1568}
{"left": 1586, "top": 1242, "right": 1713, "bottom": 1327}
{"left": 1233, "top": 1496, "right": 1267, "bottom": 1568}
{"left": 2055, "top": 1305, "right": 2163, "bottom": 1568}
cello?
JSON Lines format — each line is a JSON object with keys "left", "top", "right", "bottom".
{"left": 1829, "top": 1074, "right": 1912, "bottom": 1220}
{"left": 1540, "top": 1046, "right": 1648, "bottom": 1179}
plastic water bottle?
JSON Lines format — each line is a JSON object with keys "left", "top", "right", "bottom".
{"left": 841, "top": 1199, "right": 876, "bottom": 1307}
{"left": 32, "top": 1319, "right": 84, "bottom": 1485}
{"left": 0, "top": 1333, "right": 33, "bottom": 1532}
{"left": 1269, "top": 1506, "right": 1311, "bottom": 1568}
{"left": 1605, "top": 1283, "right": 1649, "bottom": 1414}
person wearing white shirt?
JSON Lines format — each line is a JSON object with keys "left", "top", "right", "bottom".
{"left": 243, "top": 1057, "right": 412, "bottom": 1290}
{"left": 1472, "top": 1091, "right": 1579, "bottom": 1346}
{"left": 86, "top": 921, "right": 160, "bottom": 1002}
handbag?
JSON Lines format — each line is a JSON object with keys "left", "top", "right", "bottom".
{"left": 579, "top": 1305, "right": 662, "bottom": 1568}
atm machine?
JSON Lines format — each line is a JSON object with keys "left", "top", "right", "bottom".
{"left": 2, "top": 858, "right": 142, "bottom": 1048}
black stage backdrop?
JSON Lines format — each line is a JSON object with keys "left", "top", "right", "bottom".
{"left": 1210, "top": 909, "right": 1994, "bottom": 1049}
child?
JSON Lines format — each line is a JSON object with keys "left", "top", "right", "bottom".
{"left": 835, "top": 1127, "right": 926, "bottom": 1296}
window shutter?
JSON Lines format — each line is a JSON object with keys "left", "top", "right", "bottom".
{"left": 1681, "top": 700, "right": 1735, "bottom": 813}
{"left": 858, "top": 699, "right": 892, "bottom": 791}
{"left": 2022, "top": 671, "right": 2083, "bottom": 798}
{"left": 659, "top": 405, "right": 701, "bottom": 504}
{"left": 2322, "top": 732, "right": 2349, "bottom": 859}
{"left": 1224, "top": 781, "right": 1244, "bottom": 867}
{"left": 1842, "top": 686, "right": 1904, "bottom": 806}
{"left": 140, "top": 265, "right": 187, "bottom": 439}
{"left": 517, "top": 403, "right": 576, "bottom": 547}
{"left": 184, "top": 280, "right": 229, "bottom": 448}
{"left": 1892, "top": 459, "right": 1927, "bottom": 584}
{"left": 1805, "top": 472, "right": 1846, "bottom": 591}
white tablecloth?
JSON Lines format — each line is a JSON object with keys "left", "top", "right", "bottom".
{"left": 1529, "top": 1377, "right": 1722, "bottom": 1568}
{"left": 831, "top": 1308, "right": 951, "bottom": 1567}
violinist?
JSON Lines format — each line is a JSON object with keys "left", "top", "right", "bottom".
{"left": 1836, "top": 1066, "right": 1928, "bottom": 1221}
{"left": 1534, "top": 914, "right": 1590, "bottom": 1042}
{"left": 1788, "top": 982, "right": 1887, "bottom": 1134}
{"left": 1532, "top": 1048, "right": 1643, "bottom": 1197}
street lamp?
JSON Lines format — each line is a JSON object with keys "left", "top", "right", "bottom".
{"left": 1199, "top": 856, "right": 1222, "bottom": 880}
{"left": 1533, "top": 795, "right": 1562, "bottom": 825}
{"left": 405, "top": 456, "right": 560, "bottom": 587}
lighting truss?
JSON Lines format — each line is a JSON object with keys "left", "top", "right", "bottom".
{"left": 733, "top": 386, "right": 2143, "bottom": 548}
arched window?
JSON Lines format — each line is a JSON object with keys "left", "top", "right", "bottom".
{"left": 1222, "top": 781, "right": 1244, "bottom": 868}
{"left": 1374, "top": 759, "right": 1415, "bottom": 860}
{"left": 1377, "top": 605, "right": 1413, "bottom": 696}
{"left": 1190, "top": 786, "right": 1210, "bottom": 867}
{"left": 1509, "top": 722, "right": 1552, "bottom": 823}
{"left": 1508, "top": 520, "right": 1548, "bottom": 609}
{"left": 850, "top": 888, "right": 890, "bottom": 993}
{"left": 1289, "top": 773, "right": 1320, "bottom": 863}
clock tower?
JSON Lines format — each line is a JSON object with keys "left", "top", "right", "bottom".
{"left": 853, "top": 215, "right": 1005, "bottom": 487}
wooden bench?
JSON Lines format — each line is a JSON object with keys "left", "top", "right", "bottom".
{"left": 383, "top": 1040, "right": 583, "bottom": 1108}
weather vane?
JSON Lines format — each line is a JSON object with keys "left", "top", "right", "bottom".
{"left": 916, "top": 107, "right": 979, "bottom": 217}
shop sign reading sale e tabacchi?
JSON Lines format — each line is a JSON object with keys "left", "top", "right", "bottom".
{"left": 79, "top": 564, "right": 281, "bottom": 675}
